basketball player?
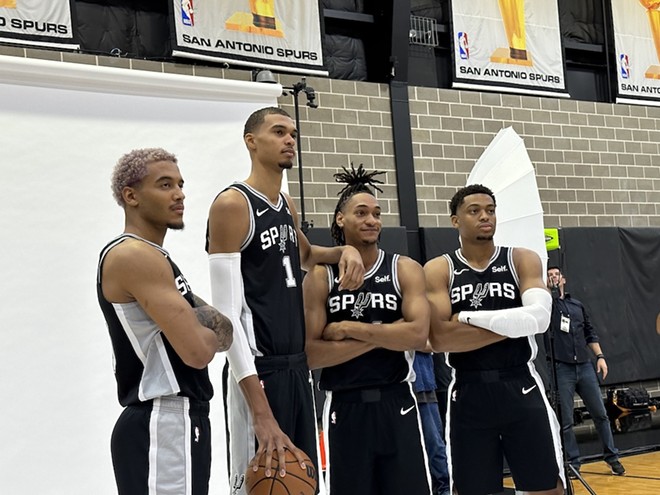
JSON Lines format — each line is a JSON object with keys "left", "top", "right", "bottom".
{"left": 303, "top": 165, "right": 432, "bottom": 495}
{"left": 206, "top": 107, "right": 364, "bottom": 494}
{"left": 424, "top": 184, "right": 564, "bottom": 495}
{"left": 97, "top": 148, "right": 233, "bottom": 495}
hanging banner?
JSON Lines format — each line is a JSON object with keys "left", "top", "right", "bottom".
{"left": 171, "top": 0, "right": 327, "bottom": 76}
{"left": 0, "top": 0, "right": 78, "bottom": 49}
{"left": 612, "top": 0, "right": 660, "bottom": 106}
{"left": 450, "top": 0, "right": 567, "bottom": 97}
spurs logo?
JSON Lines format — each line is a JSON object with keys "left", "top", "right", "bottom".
{"left": 450, "top": 281, "right": 517, "bottom": 304}
{"left": 328, "top": 291, "right": 398, "bottom": 313}
{"left": 279, "top": 225, "right": 288, "bottom": 253}
{"left": 469, "top": 283, "right": 489, "bottom": 309}
{"left": 351, "top": 292, "right": 372, "bottom": 318}
{"left": 230, "top": 474, "right": 245, "bottom": 494}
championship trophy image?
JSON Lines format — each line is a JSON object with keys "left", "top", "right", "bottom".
{"left": 226, "top": 0, "right": 284, "bottom": 38}
{"left": 640, "top": 0, "right": 660, "bottom": 79}
{"left": 490, "top": 0, "right": 533, "bottom": 66}
{"left": 0, "top": 0, "right": 17, "bottom": 8}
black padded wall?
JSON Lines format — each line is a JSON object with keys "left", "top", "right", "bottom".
{"left": 559, "top": 228, "right": 660, "bottom": 384}
{"left": 74, "top": 0, "right": 170, "bottom": 58}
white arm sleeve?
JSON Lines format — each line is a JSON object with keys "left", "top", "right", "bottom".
{"left": 458, "top": 287, "right": 552, "bottom": 338}
{"left": 209, "top": 252, "right": 257, "bottom": 382}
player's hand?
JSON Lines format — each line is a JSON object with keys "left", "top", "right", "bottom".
{"left": 249, "top": 414, "right": 307, "bottom": 477}
{"left": 596, "top": 358, "right": 608, "bottom": 380}
{"left": 337, "top": 245, "right": 364, "bottom": 291}
{"left": 322, "top": 321, "right": 348, "bottom": 341}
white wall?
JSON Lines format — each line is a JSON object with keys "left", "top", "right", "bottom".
{"left": 0, "top": 55, "right": 280, "bottom": 494}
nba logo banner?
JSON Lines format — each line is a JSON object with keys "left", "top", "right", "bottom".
{"left": 611, "top": 0, "right": 660, "bottom": 106}
{"left": 0, "top": 0, "right": 78, "bottom": 49}
{"left": 458, "top": 32, "right": 469, "bottom": 60}
{"left": 181, "top": 0, "right": 194, "bottom": 26}
{"left": 170, "top": 0, "right": 327, "bottom": 76}
{"left": 450, "top": 0, "right": 567, "bottom": 97}
{"left": 620, "top": 54, "right": 631, "bottom": 79}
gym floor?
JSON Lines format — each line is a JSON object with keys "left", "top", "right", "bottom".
{"left": 501, "top": 408, "right": 660, "bottom": 494}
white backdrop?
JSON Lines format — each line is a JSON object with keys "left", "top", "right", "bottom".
{"left": 0, "top": 55, "right": 281, "bottom": 494}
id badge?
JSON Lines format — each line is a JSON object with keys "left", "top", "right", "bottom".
{"left": 560, "top": 314, "right": 570, "bottom": 333}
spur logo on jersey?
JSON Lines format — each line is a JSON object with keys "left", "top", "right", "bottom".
{"left": 328, "top": 291, "right": 398, "bottom": 316}
{"left": 260, "top": 224, "right": 298, "bottom": 252}
{"left": 351, "top": 292, "right": 371, "bottom": 318}
{"left": 450, "top": 282, "right": 516, "bottom": 308}
{"left": 230, "top": 474, "right": 244, "bottom": 493}
{"left": 175, "top": 274, "right": 191, "bottom": 296}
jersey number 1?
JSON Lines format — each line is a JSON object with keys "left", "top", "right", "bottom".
{"left": 282, "top": 255, "right": 297, "bottom": 288}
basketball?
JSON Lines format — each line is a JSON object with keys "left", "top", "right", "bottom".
{"left": 245, "top": 449, "right": 318, "bottom": 495}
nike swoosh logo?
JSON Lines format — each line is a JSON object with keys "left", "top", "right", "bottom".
{"left": 522, "top": 385, "right": 537, "bottom": 395}
{"left": 453, "top": 268, "right": 469, "bottom": 275}
{"left": 400, "top": 405, "right": 415, "bottom": 416}
{"left": 256, "top": 208, "right": 269, "bottom": 217}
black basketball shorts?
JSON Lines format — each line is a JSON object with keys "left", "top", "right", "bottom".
{"left": 446, "top": 365, "right": 564, "bottom": 494}
{"left": 111, "top": 396, "right": 211, "bottom": 495}
{"left": 323, "top": 382, "right": 432, "bottom": 495}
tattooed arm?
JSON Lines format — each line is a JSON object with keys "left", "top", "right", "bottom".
{"left": 192, "top": 294, "right": 233, "bottom": 352}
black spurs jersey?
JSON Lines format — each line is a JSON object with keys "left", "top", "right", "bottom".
{"left": 97, "top": 234, "right": 213, "bottom": 407}
{"left": 211, "top": 182, "right": 305, "bottom": 356}
{"left": 319, "top": 250, "right": 415, "bottom": 391}
{"left": 444, "top": 246, "right": 537, "bottom": 371}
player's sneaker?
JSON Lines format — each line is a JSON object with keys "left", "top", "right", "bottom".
{"left": 567, "top": 465, "right": 580, "bottom": 480}
{"left": 609, "top": 460, "right": 626, "bottom": 476}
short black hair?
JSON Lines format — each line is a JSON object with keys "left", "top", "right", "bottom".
{"left": 547, "top": 265, "right": 562, "bottom": 272}
{"left": 243, "top": 107, "right": 292, "bottom": 136}
{"left": 449, "top": 184, "right": 496, "bottom": 216}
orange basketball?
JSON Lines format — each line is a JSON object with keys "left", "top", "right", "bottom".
{"left": 245, "top": 449, "right": 318, "bottom": 495}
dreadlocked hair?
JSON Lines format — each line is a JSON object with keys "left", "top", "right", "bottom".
{"left": 331, "top": 163, "right": 385, "bottom": 245}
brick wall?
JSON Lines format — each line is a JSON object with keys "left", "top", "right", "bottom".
{"left": 7, "top": 46, "right": 659, "bottom": 233}
{"left": 283, "top": 73, "right": 660, "bottom": 230}
{"left": 408, "top": 87, "right": 660, "bottom": 229}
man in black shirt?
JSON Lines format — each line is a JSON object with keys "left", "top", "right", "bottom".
{"left": 546, "top": 266, "right": 625, "bottom": 477}
{"left": 304, "top": 165, "right": 432, "bottom": 495}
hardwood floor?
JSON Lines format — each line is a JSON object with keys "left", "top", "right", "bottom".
{"left": 503, "top": 450, "right": 660, "bottom": 494}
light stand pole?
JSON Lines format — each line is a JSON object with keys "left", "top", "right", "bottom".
{"left": 282, "top": 77, "right": 318, "bottom": 235}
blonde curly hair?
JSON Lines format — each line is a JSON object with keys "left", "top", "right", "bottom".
{"left": 111, "top": 148, "right": 177, "bottom": 206}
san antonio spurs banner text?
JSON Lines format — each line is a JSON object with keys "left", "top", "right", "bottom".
{"left": 0, "top": 0, "right": 77, "bottom": 49}
{"left": 171, "top": 0, "right": 327, "bottom": 75}
{"left": 450, "top": 0, "right": 567, "bottom": 97}
{"left": 612, "top": 0, "right": 660, "bottom": 106}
